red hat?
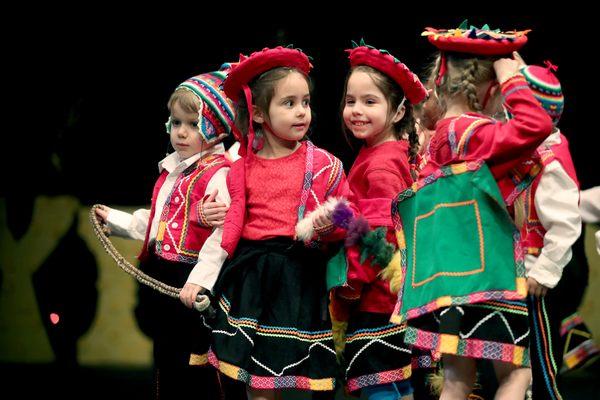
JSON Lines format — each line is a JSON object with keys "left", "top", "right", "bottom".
{"left": 423, "top": 20, "right": 529, "bottom": 56}
{"left": 346, "top": 40, "right": 427, "bottom": 104}
{"left": 424, "top": 20, "right": 530, "bottom": 86}
{"left": 223, "top": 46, "right": 312, "bottom": 101}
{"left": 222, "top": 46, "right": 313, "bottom": 155}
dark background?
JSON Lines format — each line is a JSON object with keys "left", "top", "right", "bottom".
{"left": 5, "top": 12, "right": 595, "bottom": 207}
{"left": 2, "top": 10, "right": 598, "bottom": 399}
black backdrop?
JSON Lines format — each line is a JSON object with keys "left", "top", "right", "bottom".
{"left": 7, "top": 12, "right": 594, "bottom": 208}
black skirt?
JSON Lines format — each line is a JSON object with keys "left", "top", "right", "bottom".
{"left": 208, "top": 238, "right": 338, "bottom": 391}
{"left": 343, "top": 311, "right": 413, "bottom": 393}
{"left": 404, "top": 299, "right": 531, "bottom": 367}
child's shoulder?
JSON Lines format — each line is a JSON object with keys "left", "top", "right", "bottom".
{"left": 445, "top": 113, "right": 497, "bottom": 137}
{"left": 310, "top": 143, "right": 344, "bottom": 168}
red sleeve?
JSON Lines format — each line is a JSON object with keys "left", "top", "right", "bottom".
{"left": 456, "top": 75, "right": 554, "bottom": 179}
{"left": 336, "top": 228, "right": 396, "bottom": 300}
{"left": 365, "top": 168, "right": 409, "bottom": 199}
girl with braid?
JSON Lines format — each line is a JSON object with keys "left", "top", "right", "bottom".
{"left": 392, "top": 22, "right": 555, "bottom": 399}
{"left": 334, "top": 42, "right": 427, "bottom": 399}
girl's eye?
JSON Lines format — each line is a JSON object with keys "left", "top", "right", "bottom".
{"left": 345, "top": 99, "right": 355, "bottom": 105}
{"left": 191, "top": 121, "right": 199, "bottom": 128}
{"left": 302, "top": 99, "right": 310, "bottom": 107}
{"left": 171, "top": 119, "right": 181, "bottom": 126}
{"left": 284, "top": 100, "right": 293, "bottom": 107}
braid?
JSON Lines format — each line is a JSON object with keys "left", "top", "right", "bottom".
{"left": 460, "top": 59, "right": 483, "bottom": 112}
{"left": 407, "top": 122, "right": 420, "bottom": 180}
{"left": 432, "top": 53, "right": 496, "bottom": 114}
{"left": 402, "top": 107, "right": 419, "bottom": 161}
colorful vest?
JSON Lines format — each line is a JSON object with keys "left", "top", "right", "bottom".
{"left": 513, "top": 134, "right": 579, "bottom": 256}
{"left": 390, "top": 161, "right": 528, "bottom": 324}
{"left": 139, "top": 154, "right": 230, "bottom": 264}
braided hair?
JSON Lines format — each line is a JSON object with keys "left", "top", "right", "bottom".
{"left": 428, "top": 52, "right": 496, "bottom": 114}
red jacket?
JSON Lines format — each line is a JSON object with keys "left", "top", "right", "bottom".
{"left": 421, "top": 75, "right": 554, "bottom": 182}
{"left": 221, "top": 141, "right": 353, "bottom": 256}
{"left": 338, "top": 141, "right": 413, "bottom": 314}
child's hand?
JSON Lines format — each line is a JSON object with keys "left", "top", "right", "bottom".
{"left": 493, "top": 57, "right": 523, "bottom": 84}
{"left": 179, "top": 282, "right": 206, "bottom": 309}
{"left": 202, "top": 189, "right": 228, "bottom": 227}
{"left": 95, "top": 205, "right": 110, "bottom": 224}
{"left": 512, "top": 51, "right": 527, "bottom": 69}
{"left": 527, "top": 277, "right": 549, "bottom": 297}
{"left": 313, "top": 209, "right": 333, "bottom": 229}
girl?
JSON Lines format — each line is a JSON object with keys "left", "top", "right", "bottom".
{"left": 207, "top": 47, "right": 353, "bottom": 399}
{"left": 95, "top": 65, "right": 236, "bottom": 399}
{"left": 335, "top": 42, "right": 427, "bottom": 399}
{"left": 389, "top": 22, "right": 554, "bottom": 400}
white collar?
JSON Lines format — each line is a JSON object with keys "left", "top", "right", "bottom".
{"left": 542, "top": 129, "right": 562, "bottom": 147}
{"left": 158, "top": 143, "right": 225, "bottom": 173}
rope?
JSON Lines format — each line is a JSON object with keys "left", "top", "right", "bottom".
{"left": 89, "top": 204, "right": 213, "bottom": 315}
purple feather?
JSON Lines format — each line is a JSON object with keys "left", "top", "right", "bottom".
{"left": 345, "top": 216, "right": 369, "bottom": 247}
{"left": 332, "top": 202, "right": 353, "bottom": 229}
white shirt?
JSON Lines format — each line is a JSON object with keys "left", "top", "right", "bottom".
{"left": 579, "top": 186, "right": 600, "bottom": 254}
{"left": 524, "top": 131, "right": 582, "bottom": 288}
{"left": 106, "top": 143, "right": 230, "bottom": 292}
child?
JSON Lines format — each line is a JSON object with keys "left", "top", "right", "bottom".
{"left": 335, "top": 41, "right": 427, "bottom": 399}
{"left": 95, "top": 64, "right": 235, "bottom": 399}
{"left": 513, "top": 63, "right": 583, "bottom": 395}
{"left": 207, "top": 46, "right": 352, "bottom": 399}
{"left": 388, "top": 22, "right": 554, "bottom": 399}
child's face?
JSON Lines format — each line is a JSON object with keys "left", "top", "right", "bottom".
{"left": 343, "top": 71, "right": 399, "bottom": 146}
{"left": 169, "top": 101, "right": 206, "bottom": 159}
{"left": 259, "top": 71, "right": 311, "bottom": 142}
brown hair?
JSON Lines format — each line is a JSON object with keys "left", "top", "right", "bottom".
{"left": 167, "top": 88, "right": 201, "bottom": 114}
{"left": 341, "top": 65, "right": 419, "bottom": 164}
{"left": 426, "top": 52, "right": 497, "bottom": 114}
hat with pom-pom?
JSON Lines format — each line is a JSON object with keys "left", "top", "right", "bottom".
{"left": 521, "top": 61, "right": 564, "bottom": 124}
{"left": 166, "top": 63, "right": 236, "bottom": 144}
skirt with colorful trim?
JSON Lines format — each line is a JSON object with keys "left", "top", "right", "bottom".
{"left": 343, "top": 311, "right": 413, "bottom": 394}
{"left": 404, "top": 299, "right": 531, "bottom": 367}
{"left": 208, "top": 238, "right": 338, "bottom": 391}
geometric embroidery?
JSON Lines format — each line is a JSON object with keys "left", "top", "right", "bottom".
{"left": 209, "top": 295, "right": 337, "bottom": 390}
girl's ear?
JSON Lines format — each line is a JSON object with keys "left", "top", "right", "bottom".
{"left": 252, "top": 105, "right": 265, "bottom": 124}
{"left": 392, "top": 103, "right": 406, "bottom": 124}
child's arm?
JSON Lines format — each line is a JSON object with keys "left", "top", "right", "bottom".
{"left": 180, "top": 168, "right": 231, "bottom": 308}
{"left": 528, "top": 162, "right": 581, "bottom": 292}
{"left": 95, "top": 205, "right": 149, "bottom": 240}
{"left": 199, "top": 189, "right": 229, "bottom": 227}
{"left": 337, "top": 167, "right": 409, "bottom": 300}
{"left": 313, "top": 176, "right": 358, "bottom": 242}
{"left": 580, "top": 187, "right": 600, "bottom": 224}
{"left": 456, "top": 58, "right": 554, "bottom": 178}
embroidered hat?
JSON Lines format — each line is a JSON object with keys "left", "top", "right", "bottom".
{"left": 423, "top": 20, "right": 530, "bottom": 86}
{"left": 346, "top": 40, "right": 427, "bottom": 104}
{"left": 521, "top": 61, "right": 564, "bottom": 124}
{"left": 222, "top": 46, "right": 313, "bottom": 155}
{"left": 166, "top": 63, "right": 235, "bottom": 144}
{"left": 423, "top": 19, "right": 529, "bottom": 56}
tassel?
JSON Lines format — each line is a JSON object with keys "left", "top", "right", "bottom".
{"left": 379, "top": 250, "right": 403, "bottom": 293}
{"left": 295, "top": 197, "right": 348, "bottom": 242}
